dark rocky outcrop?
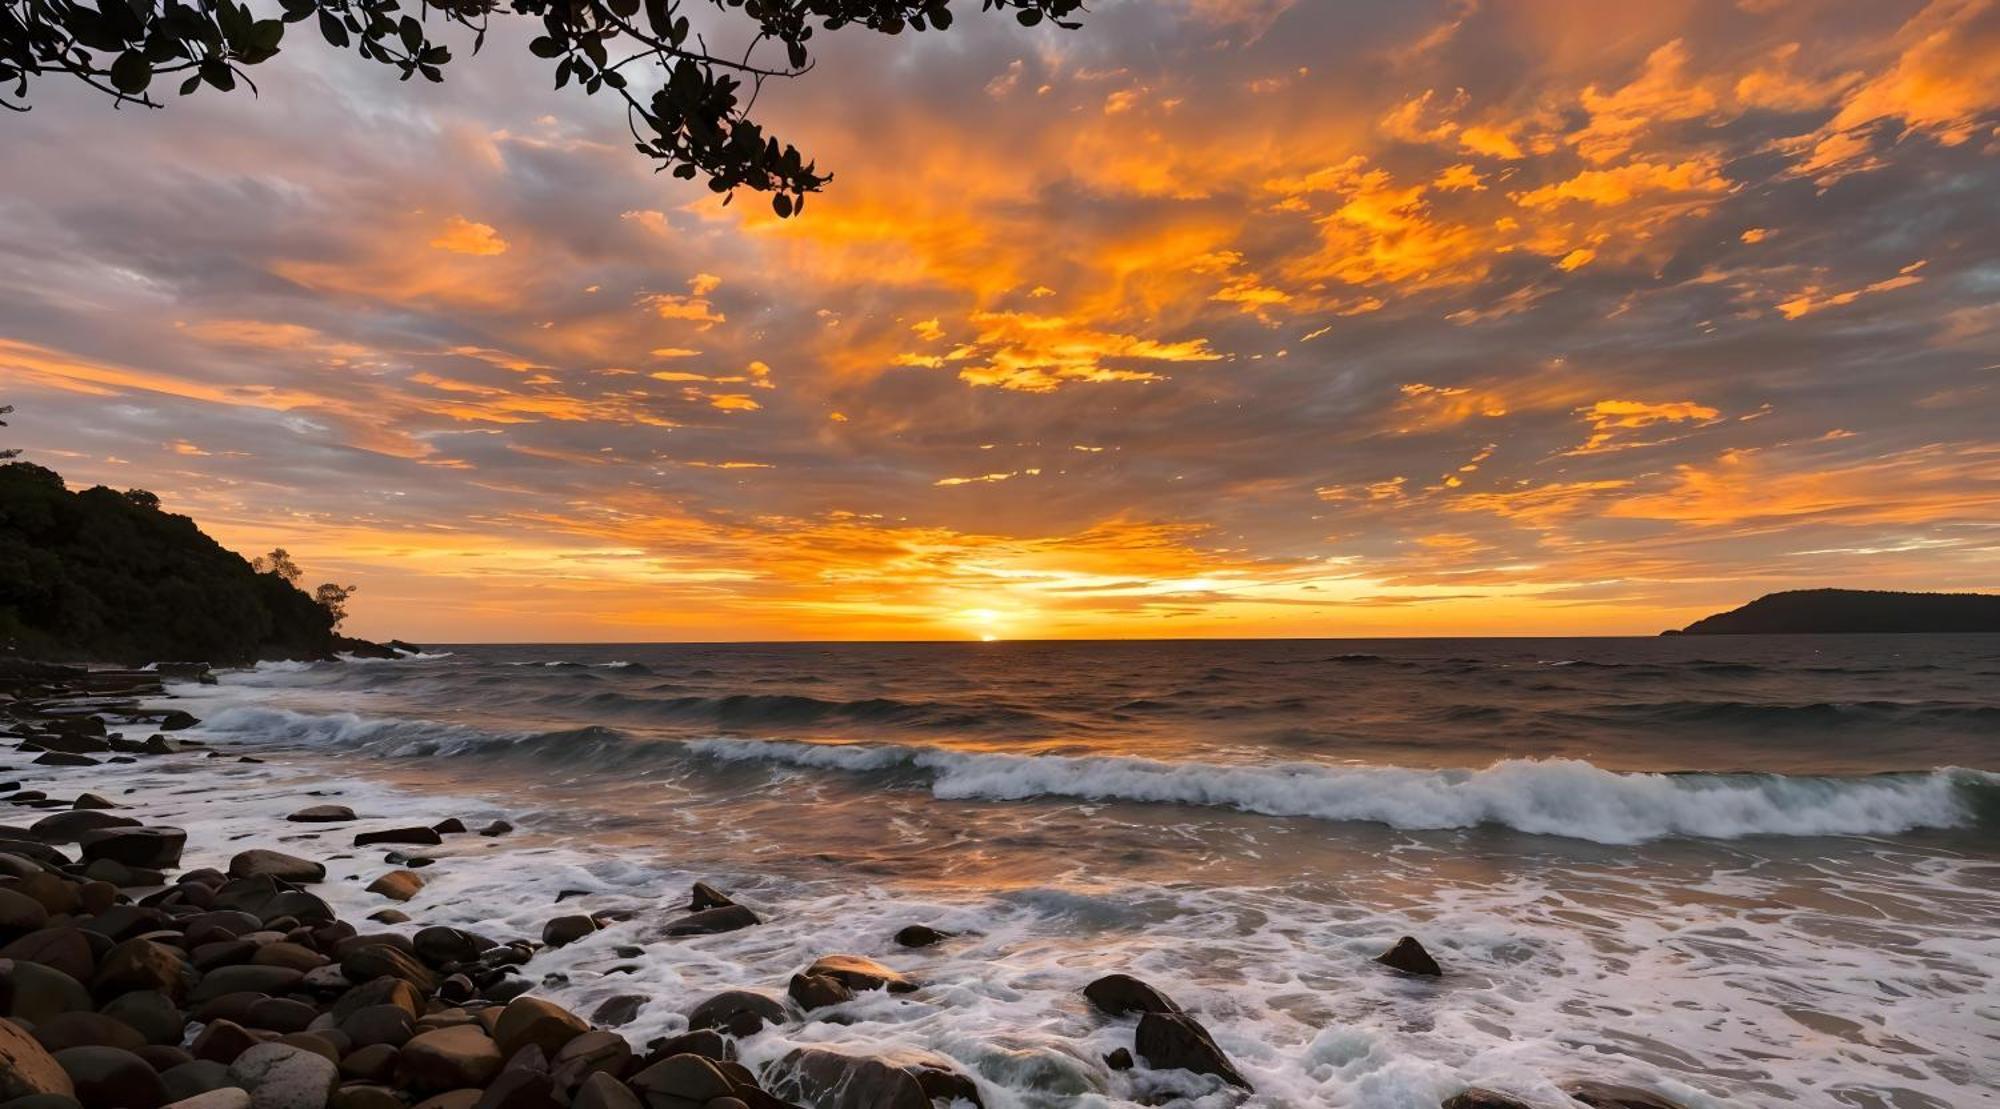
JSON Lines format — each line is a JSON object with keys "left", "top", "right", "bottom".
{"left": 892, "top": 924, "right": 954, "bottom": 948}
{"left": 661, "top": 904, "right": 760, "bottom": 937}
{"left": 1083, "top": 973, "right": 1181, "bottom": 1017}
{"left": 1134, "top": 1010, "right": 1253, "bottom": 1091}
{"left": 1442, "top": 1088, "right": 1535, "bottom": 1108}
{"left": 1376, "top": 935, "right": 1443, "bottom": 977}
{"left": 799, "top": 954, "right": 916, "bottom": 994}
{"left": 684, "top": 990, "right": 787, "bottom": 1038}
{"left": 1668, "top": 588, "right": 2000, "bottom": 635}
{"left": 228, "top": 849, "right": 328, "bottom": 883}
{"left": 1563, "top": 1081, "right": 1690, "bottom": 1109}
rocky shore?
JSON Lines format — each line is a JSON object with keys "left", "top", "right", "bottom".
{"left": 2, "top": 661, "right": 1698, "bottom": 1109}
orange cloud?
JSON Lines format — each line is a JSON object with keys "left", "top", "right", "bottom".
{"left": 430, "top": 216, "right": 509, "bottom": 256}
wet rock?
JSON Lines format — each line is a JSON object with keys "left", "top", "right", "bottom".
{"left": 285, "top": 806, "right": 355, "bottom": 824}
{"left": 431, "top": 819, "right": 467, "bottom": 835}
{"left": 340, "top": 1002, "right": 417, "bottom": 1050}
{"left": 27, "top": 809, "right": 139, "bottom": 842}
{"left": 80, "top": 903, "right": 171, "bottom": 943}
{"left": 163, "top": 1089, "right": 252, "bottom": 1109}
{"left": 0, "top": 887, "right": 51, "bottom": 936}
{"left": 570, "top": 1072, "right": 640, "bottom": 1109}
{"left": 892, "top": 925, "right": 954, "bottom": 948}
{"left": 5, "top": 957, "right": 96, "bottom": 1020}
{"left": 1442, "top": 1089, "right": 1535, "bottom": 1109}
{"left": 191, "top": 1020, "right": 273, "bottom": 1065}
{"left": 364, "top": 871, "right": 424, "bottom": 902}
{"left": 159, "top": 1059, "right": 234, "bottom": 1102}
{"left": 1562, "top": 1081, "right": 1689, "bottom": 1109}
{"left": 72, "top": 793, "right": 118, "bottom": 811}
{"left": 687, "top": 883, "right": 733, "bottom": 912}
{"left": 627, "top": 1054, "right": 734, "bottom": 1103}
{"left": 1083, "top": 973, "right": 1180, "bottom": 1017}
{"left": 352, "top": 828, "right": 441, "bottom": 848}
{"left": 786, "top": 973, "right": 852, "bottom": 1012}
{"left": 84, "top": 856, "right": 168, "bottom": 886}
{"left": 802, "top": 954, "right": 915, "bottom": 994}
{"left": 340, "top": 944, "right": 438, "bottom": 994}
{"left": 229, "top": 851, "right": 327, "bottom": 884}
{"left": 330, "top": 1086, "right": 403, "bottom": 1109}
{"left": 661, "top": 905, "right": 759, "bottom": 937}
{"left": 136, "top": 1044, "right": 196, "bottom": 1072}
{"left": 31, "top": 1011, "right": 148, "bottom": 1053}
{"left": 493, "top": 996, "right": 587, "bottom": 1060}
{"left": 1135, "top": 1010, "right": 1252, "bottom": 1091}
{"left": 246, "top": 998, "right": 321, "bottom": 1035}
{"left": 53, "top": 1044, "right": 169, "bottom": 1109}
{"left": 1375, "top": 936, "right": 1443, "bottom": 977}
{"left": 193, "top": 966, "right": 306, "bottom": 1005}
{"left": 77, "top": 826, "right": 186, "bottom": 869}
{"left": 540, "top": 915, "right": 596, "bottom": 948}
{"left": 253, "top": 942, "right": 330, "bottom": 974}
{"left": 228, "top": 1041, "right": 339, "bottom": 1109}
{"left": 159, "top": 711, "right": 200, "bottom": 731}
{"left": 639, "top": 1031, "right": 729, "bottom": 1065}
{"left": 588, "top": 995, "right": 645, "bottom": 1028}
{"left": 33, "top": 752, "right": 99, "bottom": 767}
{"left": 366, "top": 909, "right": 410, "bottom": 925}
{"left": 767, "top": 1048, "right": 934, "bottom": 1109}
{"left": 413, "top": 927, "right": 491, "bottom": 968}
{"left": 0, "top": 1016, "right": 76, "bottom": 1101}
{"left": 550, "top": 1031, "right": 633, "bottom": 1091}
{"left": 1103, "top": 1048, "right": 1132, "bottom": 1071}
{"left": 331, "top": 978, "right": 422, "bottom": 1024}
{"left": 103, "top": 990, "right": 186, "bottom": 1045}
{"left": 339, "top": 1043, "right": 399, "bottom": 1083}
{"left": 398, "top": 1026, "right": 503, "bottom": 1093}
{"left": 477, "top": 821, "right": 512, "bottom": 838}
{"left": 3, "top": 927, "right": 94, "bottom": 982}
{"left": 685, "top": 990, "right": 788, "bottom": 1040}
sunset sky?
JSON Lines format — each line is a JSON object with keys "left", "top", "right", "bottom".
{"left": 3, "top": 0, "right": 1997, "bottom": 642}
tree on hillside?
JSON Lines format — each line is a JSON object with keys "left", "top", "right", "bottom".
{"left": 312, "top": 581, "right": 355, "bottom": 628}
{"left": 1, "top": 405, "right": 19, "bottom": 460}
{"left": 1, "top": 0, "right": 1082, "bottom": 216}
{"left": 251, "top": 547, "right": 302, "bottom": 583}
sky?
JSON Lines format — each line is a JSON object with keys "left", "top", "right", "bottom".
{"left": 2, "top": 0, "right": 1997, "bottom": 642}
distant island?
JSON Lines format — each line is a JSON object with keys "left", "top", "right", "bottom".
{"left": 1666, "top": 589, "right": 2000, "bottom": 635}
{"left": 0, "top": 461, "right": 405, "bottom": 664}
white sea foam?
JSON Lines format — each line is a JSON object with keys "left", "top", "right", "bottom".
{"left": 685, "top": 739, "right": 1990, "bottom": 845}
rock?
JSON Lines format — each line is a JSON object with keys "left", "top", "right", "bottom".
{"left": 7, "top": 872, "right": 80, "bottom": 916}
{"left": 27, "top": 809, "right": 139, "bottom": 842}
{"left": 163, "top": 1089, "right": 253, "bottom": 1109}
{"left": 539, "top": 916, "right": 596, "bottom": 948}
{"left": 493, "top": 997, "right": 587, "bottom": 1059}
{"left": 636, "top": 1031, "right": 728, "bottom": 1064}
{"left": 339, "top": 1043, "right": 399, "bottom": 1083}
{"left": 1103, "top": 1047, "right": 1132, "bottom": 1071}
{"left": 4, "top": 957, "right": 95, "bottom": 1021}
{"left": 191, "top": 1020, "right": 274, "bottom": 1065}
{"left": 588, "top": 996, "right": 644, "bottom": 1028}
{"left": 477, "top": 822, "right": 512, "bottom": 838}
{"left": 53, "top": 1044, "right": 169, "bottom": 1109}
{"left": 285, "top": 807, "right": 355, "bottom": 824}
{"left": 431, "top": 819, "right": 466, "bottom": 835}
{"left": 160, "top": 1060, "right": 234, "bottom": 1102}
{"left": 398, "top": 1026, "right": 503, "bottom": 1093}
{"left": 228, "top": 1042, "right": 339, "bottom": 1109}
{"left": 31, "top": 1011, "right": 147, "bottom": 1053}
{"left": 684, "top": 990, "right": 787, "bottom": 1038}
{"left": 892, "top": 925, "right": 953, "bottom": 948}
{"left": 1376, "top": 935, "right": 1443, "bottom": 977}
{"left": 412, "top": 1094, "right": 482, "bottom": 1109}
{"left": 786, "top": 973, "right": 852, "bottom": 1012}
{"left": 1083, "top": 973, "right": 1180, "bottom": 1017}
{"left": 79, "top": 903, "right": 170, "bottom": 943}
{"left": 330, "top": 978, "right": 421, "bottom": 1024}
{"left": 246, "top": 998, "right": 321, "bottom": 1035}
{"left": 136, "top": 1044, "right": 197, "bottom": 1072}
{"left": 193, "top": 966, "right": 306, "bottom": 1005}
{"left": 33, "top": 752, "right": 98, "bottom": 767}
{"left": 687, "top": 883, "right": 733, "bottom": 911}
{"left": 569, "top": 1072, "right": 640, "bottom": 1109}
{"left": 627, "top": 1054, "right": 734, "bottom": 1103}
{"left": 550, "top": 1031, "right": 632, "bottom": 1090}
{"left": 364, "top": 871, "right": 424, "bottom": 902}
{"left": 1562, "top": 1081, "right": 1689, "bottom": 1109}
{"left": 365, "top": 909, "right": 410, "bottom": 925}
{"left": 340, "top": 945, "right": 438, "bottom": 994}
{"left": 412, "top": 928, "right": 491, "bottom": 968}
{"left": 1, "top": 927, "right": 92, "bottom": 982}
{"left": 351, "top": 828, "right": 441, "bottom": 848}
{"left": 0, "top": 1016, "right": 76, "bottom": 1101}
{"left": 1135, "top": 1011, "right": 1252, "bottom": 1091}
{"left": 72, "top": 793, "right": 118, "bottom": 811}
{"left": 253, "top": 943, "right": 331, "bottom": 973}
{"left": 94, "top": 936, "right": 193, "bottom": 996}
{"left": 661, "top": 905, "right": 758, "bottom": 937}
{"left": 340, "top": 1004, "right": 415, "bottom": 1048}
{"left": 84, "top": 858, "right": 167, "bottom": 886}
{"left": 228, "top": 851, "right": 327, "bottom": 884}
{"left": 159, "top": 711, "right": 200, "bottom": 731}
{"left": 1442, "top": 1090, "right": 1535, "bottom": 1109}
{"left": 767, "top": 1048, "right": 933, "bottom": 1109}
{"left": 0, "top": 887, "right": 51, "bottom": 936}
{"left": 801, "top": 954, "right": 915, "bottom": 994}
{"left": 77, "top": 826, "right": 187, "bottom": 869}
{"left": 103, "top": 990, "right": 187, "bottom": 1045}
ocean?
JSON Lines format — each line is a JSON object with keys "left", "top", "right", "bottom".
{"left": 140, "top": 636, "right": 1999, "bottom": 1107}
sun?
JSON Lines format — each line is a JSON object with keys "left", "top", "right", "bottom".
{"left": 960, "top": 607, "right": 1008, "bottom": 641}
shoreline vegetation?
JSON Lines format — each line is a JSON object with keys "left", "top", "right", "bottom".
{"left": 0, "top": 663, "right": 1702, "bottom": 1109}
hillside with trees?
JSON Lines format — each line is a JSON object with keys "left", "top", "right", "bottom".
{"left": 0, "top": 460, "right": 390, "bottom": 663}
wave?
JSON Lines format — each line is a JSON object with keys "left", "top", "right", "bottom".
{"left": 683, "top": 739, "right": 1997, "bottom": 845}
{"left": 1586, "top": 700, "right": 2000, "bottom": 728}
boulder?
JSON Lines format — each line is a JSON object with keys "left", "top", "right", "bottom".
{"left": 540, "top": 916, "right": 596, "bottom": 948}
{"left": 102, "top": 989, "right": 187, "bottom": 1045}
{"left": 588, "top": 995, "right": 644, "bottom": 1028}
{"left": 550, "top": 1030, "right": 632, "bottom": 1089}
{"left": 285, "top": 807, "right": 355, "bottom": 824}
{"left": 477, "top": 822, "right": 512, "bottom": 838}
{"left": 193, "top": 966, "right": 306, "bottom": 1005}
{"left": 253, "top": 943, "right": 331, "bottom": 973}
{"left": 431, "top": 819, "right": 466, "bottom": 835}
{"left": 1562, "top": 1081, "right": 1689, "bottom": 1109}
{"left": 339, "top": 1043, "right": 399, "bottom": 1083}
{"left": 801, "top": 954, "right": 915, "bottom": 994}
{"left": 0, "top": 1016, "right": 76, "bottom": 1101}
{"left": 352, "top": 828, "right": 441, "bottom": 848}
{"left": 31, "top": 1011, "right": 148, "bottom": 1053}
{"left": 892, "top": 925, "right": 953, "bottom": 948}
{"left": 228, "top": 851, "right": 327, "bottom": 884}
{"left": 569, "top": 1072, "right": 640, "bottom": 1109}
{"left": 330, "top": 1086, "right": 404, "bottom": 1109}
{"left": 364, "top": 871, "right": 424, "bottom": 902}
{"left": 95, "top": 938, "right": 194, "bottom": 1001}
{"left": 79, "top": 903, "right": 171, "bottom": 943}
{"left": 1442, "top": 1090, "right": 1535, "bottom": 1109}
{"left": 136, "top": 1044, "right": 197, "bottom": 1072}
{"left": 1083, "top": 973, "right": 1179, "bottom": 1017}
{"left": 4, "top": 957, "right": 95, "bottom": 1021}
{"left": 77, "top": 826, "right": 186, "bottom": 869}
{"left": 72, "top": 793, "right": 119, "bottom": 811}
{"left": 1135, "top": 1011, "right": 1252, "bottom": 1091}
{"left": 1, "top": 926, "right": 93, "bottom": 982}
{"left": 398, "top": 1026, "right": 503, "bottom": 1093}
{"left": 7, "top": 872, "right": 80, "bottom": 915}
{"left": 340, "top": 1004, "right": 416, "bottom": 1048}
{"left": 687, "top": 883, "right": 733, "bottom": 911}
{"left": 1375, "top": 935, "right": 1443, "bottom": 977}
{"left": 661, "top": 905, "right": 758, "bottom": 937}
{"left": 493, "top": 996, "right": 587, "bottom": 1059}
{"left": 412, "top": 927, "right": 491, "bottom": 968}
{"left": 163, "top": 1089, "right": 253, "bottom": 1109}
{"left": 27, "top": 809, "right": 139, "bottom": 842}
{"left": 160, "top": 1059, "right": 236, "bottom": 1102}
{"left": 340, "top": 945, "right": 438, "bottom": 994}
{"left": 0, "top": 887, "right": 51, "bottom": 936}
{"left": 53, "top": 1044, "right": 169, "bottom": 1109}
{"left": 627, "top": 1054, "right": 734, "bottom": 1104}
{"left": 684, "top": 990, "right": 787, "bottom": 1038}
{"left": 33, "top": 752, "right": 99, "bottom": 767}
{"left": 246, "top": 998, "right": 320, "bottom": 1035}
{"left": 191, "top": 1020, "right": 275, "bottom": 1065}
{"left": 227, "top": 1041, "right": 339, "bottom": 1109}
{"left": 330, "top": 978, "right": 421, "bottom": 1024}
{"left": 786, "top": 973, "right": 852, "bottom": 1012}
{"left": 766, "top": 1048, "right": 933, "bottom": 1109}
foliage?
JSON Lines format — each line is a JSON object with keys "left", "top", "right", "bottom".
{"left": 312, "top": 580, "right": 356, "bottom": 627}
{"left": 0, "top": 0, "right": 1083, "bottom": 216}
{"left": 251, "top": 546, "right": 302, "bottom": 583}
{"left": 0, "top": 405, "right": 18, "bottom": 460}
{"left": 0, "top": 461, "right": 348, "bottom": 663}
